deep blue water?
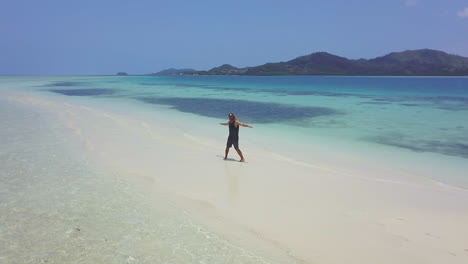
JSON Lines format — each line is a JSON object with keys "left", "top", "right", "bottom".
{"left": 43, "top": 75, "right": 468, "bottom": 97}
{"left": 124, "top": 75, "right": 468, "bottom": 98}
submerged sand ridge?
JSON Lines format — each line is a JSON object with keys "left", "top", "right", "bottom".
{"left": 0, "top": 93, "right": 300, "bottom": 264}
{"left": 2, "top": 90, "right": 468, "bottom": 264}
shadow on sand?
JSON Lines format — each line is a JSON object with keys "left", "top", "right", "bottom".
{"left": 216, "top": 155, "right": 247, "bottom": 163}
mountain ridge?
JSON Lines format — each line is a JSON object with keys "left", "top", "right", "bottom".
{"left": 153, "top": 49, "right": 468, "bottom": 76}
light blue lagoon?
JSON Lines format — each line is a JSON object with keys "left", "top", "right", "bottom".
{"left": 27, "top": 75, "right": 468, "bottom": 156}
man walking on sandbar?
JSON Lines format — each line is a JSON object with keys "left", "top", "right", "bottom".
{"left": 219, "top": 113, "right": 253, "bottom": 162}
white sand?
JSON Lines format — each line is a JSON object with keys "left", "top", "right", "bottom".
{"left": 4, "top": 90, "right": 468, "bottom": 264}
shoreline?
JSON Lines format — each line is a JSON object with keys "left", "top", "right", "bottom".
{"left": 2, "top": 89, "right": 468, "bottom": 263}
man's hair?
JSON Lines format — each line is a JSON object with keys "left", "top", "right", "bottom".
{"left": 229, "top": 113, "right": 236, "bottom": 120}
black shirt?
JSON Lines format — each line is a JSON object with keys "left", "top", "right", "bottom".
{"left": 228, "top": 121, "right": 239, "bottom": 138}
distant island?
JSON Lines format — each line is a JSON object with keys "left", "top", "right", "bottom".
{"left": 116, "top": 72, "right": 128, "bottom": 76}
{"left": 150, "top": 68, "right": 196, "bottom": 75}
{"left": 152, "top": 49, "right": 468, "bottom": 76}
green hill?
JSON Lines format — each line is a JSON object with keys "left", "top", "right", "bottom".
{"left": 196, "top": 49, "right": 468, "bottom": 76}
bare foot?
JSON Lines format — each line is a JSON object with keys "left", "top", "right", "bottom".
{"left": 224, "top": 157, "right": 227, "bottom": 160}
{"left": 239, "top": 159, "right": 245, "bottom": 162}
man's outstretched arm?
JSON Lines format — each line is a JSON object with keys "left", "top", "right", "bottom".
{"left": 219, "top": 122, "right": 229, "bottom": 126}
{"left": 236, "top": 120, "right": 253, "bottom": 128}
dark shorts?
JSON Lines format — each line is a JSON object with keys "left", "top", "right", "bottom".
{"left": 226, "top": 136, "right": 239, "bottom": 149}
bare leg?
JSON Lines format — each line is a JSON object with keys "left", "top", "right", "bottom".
{"left": 224, "top": 147, "right": 230, "bottom": 160}
{"left": 235, "top": 148, "right": 245, "bottom": 162}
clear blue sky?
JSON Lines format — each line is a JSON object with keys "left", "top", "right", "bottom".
{"left": 1, "top": 0, "right": 468, "bottom": 75}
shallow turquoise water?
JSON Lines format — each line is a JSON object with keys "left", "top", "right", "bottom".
{"left": 16, "top": 75, "right": 468, "bottom": 159}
